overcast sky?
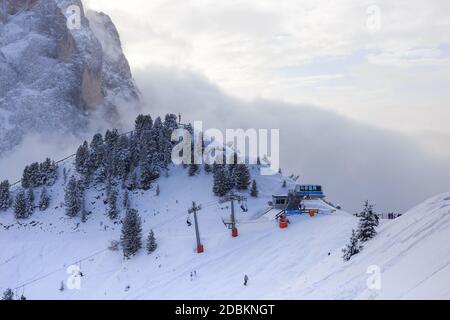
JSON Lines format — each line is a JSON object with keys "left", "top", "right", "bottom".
{"left": 80, "top": 0, "right": 450, "bottom": 212}
{"left": 85, "top": 0, "right": 450, "bottom": 140}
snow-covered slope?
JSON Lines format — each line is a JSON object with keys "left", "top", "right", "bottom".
{"left": 1, "top": 151, "right": 450, "bottom": 299}
{"left": 280, "top": 193, "right": 450, "bottom": 299}
{"left": 0, "top": 159, "right": 358, "bottom": 299}
{"left": 0, "top": 0, "right": 139, "bottom": 152}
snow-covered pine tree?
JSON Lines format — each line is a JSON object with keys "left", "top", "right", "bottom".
{"left": 188, "top": 163, "right": 199, "bottom": 176}
{"left": 140, "top": 130, "right": 158, "bottom": 190}
{"left": 75, "top": 141, "right": 90, "bottom": 177}
{"left": 2, "top": 288, "right": 14, "bottom": 300}
{"left": 151, "top": 116, "right": 165, "bottom": 171}
{"left": 14, "top": 189, "right": 28, "bottom": 219}
{"left": 146, "top": 229, "right": 157, "bottom": 254}
{"left": 107, "top": 185, "right": 119, "bottom": 220}
{"left": 233, "top": 164, "right": 251, "bottom": 190}
{"left": 204, "top": 163, "right": 212, "bottom": 173}
{"left": 22, "top": 165, "right": 31, "bottom": 188}
{"left": 26, "top": 188, "right": 35, "bottom": 216}
{"left": 250, "top": 179, "right": 258, "bottom": 197}
{"left": 135, "top": 114, "right": 153, "bottom": 140}
{"left": 357, "top": 201, "right": 379, "bottom": 242}
{"left": 39, "top": 187, "right": 50, "bottom": 211}
{"left": 123, "top": 190, "right": 130, "bottom": 209}
{"left": 213, "top": 164, "right": 228, "bottom": 197}
{"left": 104, "top": 129, "right": 120, "bottom": 178}
{"left": 121, "top": 208, "right": 143, "bottom": 258}
{"left": 28, "top": 162, "right": 41, "bottom": 188}
{"left": 89, "top": 133, "right": 104, "bottom": 172}
{"left": 39, "top": 158, "right": 58, "bottom": 186}
{"left": 342, "top": 229, "right": 363, "bottom": 261}
{"left": 116, "top": 134, "right": 131, "bottom": 182}
{"left": 163, "top": 113, "right": 178, "bottom": 138}
{"left": 64, "top": 176, "right": 81, "bottom": 217}
{"left": 0, "top": 180, "right": 11, "bottom": 211}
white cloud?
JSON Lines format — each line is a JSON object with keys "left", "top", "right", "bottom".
{"left": 83, "top": 0, "right": 450, "bottom": 138}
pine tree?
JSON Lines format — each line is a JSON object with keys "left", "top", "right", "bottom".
{"left": 357, "top": 201, "right": 379, "bottom": 242}
{"left": 121, "top": 208, "right": 143, "bottom": 258}
{"left": 75, "top": 141, "right": 90, "bottom": 177}
{"left": 39, "top": 187, "right": 50, "bottom": 211}
{"left": 22, "top": 165, "right": 31, "bottom": 188}
{"left": 104, "top": 129, "right": 119, "bottom": 178}
{"left": 39, "top": 158, "right": 58, "bottom": 186}
{"left": 140, "top": 130, "right": 158, "bottom": 190}
{"left": 204, "top": 163, "right": 212, "bottom": 174}
{"left": 188, "top": 163, "right": 199, "bottom": 176}
{"left": 123, "top": 190, "right": 130, "bottom": 209}
{"left": 14, "top": 189, "right": 28, "bottom": 219}
{"left": 107, "top": 185, "right": 118, "bottom": 220}
{"left": 65, "top": 176, "right": 81, "bottom": 218}
{"left": 146, "top": 229, "right": 157, "bottom": 254}
{"left": 233, "top": 164, "right": 251, "bottom": 190}
{"left": 89, "top": 133, "right": 104, "bottom": 172}
{"left": 342, "top": 229, "right": 363, "bottom": 261}
{"left": 282, "top": 180, "right": 287, "bottom": 188}
{"left": 257, "top": 157, "right": 261, "bottom": 166}
{"left": 213, "top": 165, "right": 228, "bottom": 197}
{"left": 2, "top": 288, "right": 14, "bottom": 300}
{"left": 135, "top": 114, "right": 153, "bottom": 140}
{"left": 250, "top": 180, "right": 258, "bottom": 197}
{"left": 26, "top": 162, "right": 40, "bottom": 188}
{"left": 26, "top": 188, "right": 34, "bottom": 216}
{"left": 116, "top": 134, "right": 131, "bottom": 181}
{"left": 0, "top": 180, "right": 11, "bottom": 211}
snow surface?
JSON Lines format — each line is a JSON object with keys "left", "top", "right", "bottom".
{"left": 1, "top": 160, "right": 449, "bottom": 299}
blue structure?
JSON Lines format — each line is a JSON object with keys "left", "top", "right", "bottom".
{"left": 295, "top": 185, "right": 325, "bottom": 199}
{"left": 271, "top": 185, "right": 326, "bottom": 216}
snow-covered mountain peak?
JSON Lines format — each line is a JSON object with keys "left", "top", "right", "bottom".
{"left": 0, "top": 0, "right": 139, "bottom": 152}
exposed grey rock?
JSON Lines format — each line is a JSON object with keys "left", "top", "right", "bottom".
{"left": 0, "top": 0, "right": 140, "bottom": 152}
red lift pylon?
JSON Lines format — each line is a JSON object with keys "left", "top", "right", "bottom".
{"left": 220, "top": 193, "right": 247, "bottom": 237}
{"left": 188, "top": 202, "right": 204, "bottom": 253}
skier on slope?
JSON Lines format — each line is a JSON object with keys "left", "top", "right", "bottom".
{"left": 244, "top": 274, "right": 249, "bottom": 286}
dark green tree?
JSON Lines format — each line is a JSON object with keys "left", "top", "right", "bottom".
{"left": 250, "top": 179, "right": 258, "bottom": 197}
{"left": 342, "top": 229, "right": 363, "bottom": 261}
{"left": 146, "top": 229, "right": 158, "bottom": 254}
{"left": 121, "top": 208, "right": 143, "bottom": 258}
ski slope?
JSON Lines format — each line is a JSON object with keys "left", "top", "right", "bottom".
{"left": 1, "top": 161, "right": 450, "bottom": 299}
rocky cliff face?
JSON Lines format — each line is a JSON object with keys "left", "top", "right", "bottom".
{"left": 0, "top": 0, "right": 139, "bottom": 152}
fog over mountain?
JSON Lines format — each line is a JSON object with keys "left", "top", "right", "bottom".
{"left": 133, "top": 66, "right": 450, "bottom": 213}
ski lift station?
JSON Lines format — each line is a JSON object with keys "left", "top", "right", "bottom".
{"left": 272, "top": 185, "right": 325, "bottom": 208}
{"left": 271, "top": 185, "right": 330, "bottom": 216}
